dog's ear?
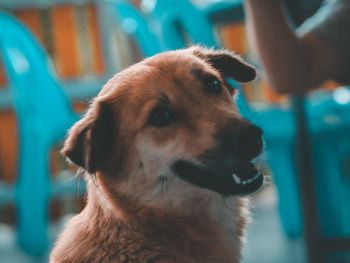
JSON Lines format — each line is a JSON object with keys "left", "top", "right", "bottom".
{"left": 190, "top": 46, "right": 256, "bottom": 82}
{"left": 61, "top": 101, "right": 114, "bottom": 173}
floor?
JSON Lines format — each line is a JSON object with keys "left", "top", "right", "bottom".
{"left": 0, "top": 185, "right": 306, "bottom": 263}
{"left": 243, "top": 186, "right": 305, "bottom": 263}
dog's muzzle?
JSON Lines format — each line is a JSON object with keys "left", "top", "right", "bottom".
{"left": 171, "top": 123, "right": 264, "bottom": 196}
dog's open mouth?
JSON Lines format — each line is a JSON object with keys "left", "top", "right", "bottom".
{"left": 171, "top": 160, "right": 264, "bottom": 196}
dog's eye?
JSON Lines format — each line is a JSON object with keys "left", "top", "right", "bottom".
{"left": 149, "top": 106, "right": 175, "bottom": 127}
{"left": 204, "top": 76, "right": 222, "bottom": 94}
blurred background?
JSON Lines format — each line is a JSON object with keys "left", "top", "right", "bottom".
{"left": 0, "top": 0, "right": 349, "bottom": 262}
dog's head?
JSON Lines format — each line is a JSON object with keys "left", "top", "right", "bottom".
{"left": 62, "top": 46, "right": 263, "bottom": 212}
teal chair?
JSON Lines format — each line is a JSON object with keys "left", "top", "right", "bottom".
{"left": 114, "top": 1, "right": 162, "bottom": 56}
{"left": 306, "top": 89, "right": 350, "bottom": 237}
{"left": 0, "top": 12, "right": 82, "bottom": 256}
{"left": 241, "top": 87, "right": 350, "bottom": 238}
{"left": 114, "top": 0, "right": 242, "bottom": 57}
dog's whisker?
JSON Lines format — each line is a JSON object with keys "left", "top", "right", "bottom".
{"left": 156, "top": 174, "right": 169, "bottom": 196}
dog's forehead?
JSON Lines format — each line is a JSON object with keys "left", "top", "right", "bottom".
{"left": 145, "top": 51, "right": 214, "bottom": 75}
{"left": 101, "top": 51, "right": 218, "bottom": 98}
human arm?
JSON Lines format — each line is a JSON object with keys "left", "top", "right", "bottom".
{"left": 244, "top": 0, "right": 346, "bottom": 94}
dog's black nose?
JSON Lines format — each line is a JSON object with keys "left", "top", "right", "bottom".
{"left": 216, "top": 122, "right": 263, "bottom": 160}
{"left": 230, "top": 124, "right": 263, "bottom": 160}
{"left": 237, "top": 124, "right": 263, "bottom": 146}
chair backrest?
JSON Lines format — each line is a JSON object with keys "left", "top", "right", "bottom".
{"left": 114, "top": 0, "right": 219, "bottom": 57}
{"left": 114, "top": 2, "right": 162, "bottom": 57}
{"left": 0, "top": 11, "right": 77, "bottom": 256}
{"left": 151, "top": 0, "right": 218, "bottom": 49}
{"left": 0, "top": 12, "right": 77, "bottom": 141}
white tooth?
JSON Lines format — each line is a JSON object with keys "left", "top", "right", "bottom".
{"left": 232, "top": 173, "right": 241, "bottom": 184}
{"left": 249, "top": 174, "right": 259, "bottom": 183}
{"left": 255, "top": 173, "right": 262, "bottom": 180}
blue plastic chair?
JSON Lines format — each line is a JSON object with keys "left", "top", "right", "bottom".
{"left": 241, "top": 87, "right": 350, "bottom": 238}
{"left": 0, "top": 12, "right": 80, "bottom": 256}
{"left": 114, "top": 0, "right": 242, "bottom": 57}
{"left": 149, "top": 0, "right": 218, "bottom": 50}
{"left": 306, "top": 89, "right": 350, "bottom": 237}
{"left": 114, "top": 1, "right": 162, "bottom": 56}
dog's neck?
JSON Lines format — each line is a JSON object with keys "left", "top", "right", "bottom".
{"left": 88, "top": 173, "right": 246, "bottom": 224}
{"left": 83, "top": 175, "right": 246, "bottom": 262}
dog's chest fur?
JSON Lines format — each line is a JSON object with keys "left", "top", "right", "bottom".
{"left": 51, "top": 191, "right": 247, "bottom": 263}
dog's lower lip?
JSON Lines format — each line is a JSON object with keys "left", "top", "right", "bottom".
{"left": 171, "top": 160, "right": 264, "bottom": 196}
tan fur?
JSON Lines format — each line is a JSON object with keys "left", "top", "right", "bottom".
{"left": 50, "top": 47, "right": 257, "bottom": 263}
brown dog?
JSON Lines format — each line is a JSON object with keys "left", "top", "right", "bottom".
{"left": 50, "top": 46, "right": 264, "bottom": 263}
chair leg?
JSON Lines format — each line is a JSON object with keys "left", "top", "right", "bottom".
{"left": 292, "top": 96, "right": 322, "bottom": 263}
{"left": 16, "top": 136, "right": 50, "bottom": 256}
